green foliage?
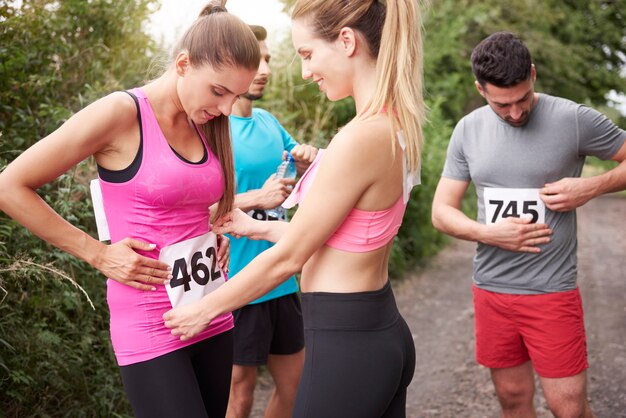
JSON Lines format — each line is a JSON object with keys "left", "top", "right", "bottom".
{"left": 0, "top": 0, "right": 158, "bottom": 416}
{"left": 423, "top": 0, "right": 626, "bottom": 123}
{"left": 1, "top": 0, "right": 624, "bottom": 414}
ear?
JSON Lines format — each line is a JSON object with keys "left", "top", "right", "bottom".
{"left": 337, "top": 27, "right": 357, "bottom": 57}
{"left": 175, "top": 51, "right": 191, "bottom": 76}
{"left": 475, "top": 80, "right": 486, "bottom": 98}
{"left": 530, "top": 64, "right": 536, "bottom": 82}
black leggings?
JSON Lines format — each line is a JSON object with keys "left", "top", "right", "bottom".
{"left": 119, "top": 330, "right": 233, "bottom": 418}
{"left": 294, "top": 281, "right": 415, "bottom": 418}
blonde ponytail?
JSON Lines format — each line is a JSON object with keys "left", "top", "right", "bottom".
{"left": 362, "top": 0, "right": 425, "bottom": 173}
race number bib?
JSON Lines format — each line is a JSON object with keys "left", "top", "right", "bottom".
{"left": 159, "top": 232, "right": 225, "bottom": 308}
{"left": 90, "top": 179, "right": 110, "bottom": 241}
{"left": 246, "top": 209, "right": 283, "bottom": 221}
{"left": 483, "top": 188, "right": 545, "bottom": 224}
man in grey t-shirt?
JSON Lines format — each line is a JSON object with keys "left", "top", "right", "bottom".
{"left": 432, "top": 32, "right": 626, "bottom": 418}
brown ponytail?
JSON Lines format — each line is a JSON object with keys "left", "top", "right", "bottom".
{"left": 171, "top": 3, "right": 260, "bottom": 219}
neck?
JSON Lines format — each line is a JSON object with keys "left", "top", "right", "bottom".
{"left": 231, "top": 96, "right": 253, "bottom": 117}
{"left": 141, "top": 69, "right": 190, "bottom": 127}
{"left": 352, "top": 59, "right": 378, "bottom": 114}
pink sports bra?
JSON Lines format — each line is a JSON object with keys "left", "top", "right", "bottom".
{"left": 283, "top": 140, "right": 419, "bottom": 252}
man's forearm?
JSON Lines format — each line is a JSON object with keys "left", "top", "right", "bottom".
{"left": 432, "top": 205, "right": 485, "bottom": 243}
{"left": 589, "top": 159, "right": 626, "bottom": 198}
{"left": 234, "top": 189, "right": 264, "bottom": 212}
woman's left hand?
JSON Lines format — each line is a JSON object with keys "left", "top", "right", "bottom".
{"left": 216, "top": 233, "right": 230, "bottom": 273}
{"left": 214, "top": 208, "right": 258, "bottom": 239}
{"left": 163, "top": 301, "right": 213, "bottom": 341}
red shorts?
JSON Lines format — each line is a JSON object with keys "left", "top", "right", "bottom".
{"left": 473, "top": 285, "right": 588, "bottom": 378}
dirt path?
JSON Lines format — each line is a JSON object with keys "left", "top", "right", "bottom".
{"left": 251, "top": 195, "right": 626, "bottom": 417}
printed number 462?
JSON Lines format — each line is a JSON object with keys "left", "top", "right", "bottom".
{"left": 489, "top": 200, "right": 539, "bottom": 223}
{"left": 170, "top": 247, "right": 221, "bottom": 291}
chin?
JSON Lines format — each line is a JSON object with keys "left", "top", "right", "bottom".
{"left": 324, "top": 90, "right": 348, "bottom": 102}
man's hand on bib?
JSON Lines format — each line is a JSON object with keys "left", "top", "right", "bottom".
{"left": 163, "top": 300, "right": 212, "bottom": 341}
{"left": 540, "top": 177, "right": 595, "bottom": 212}
{"left": 95, "top": 238, "right": 171, "bottom": 291}
{"left": 481, "top": 217, "right": 552, "bottom": 253}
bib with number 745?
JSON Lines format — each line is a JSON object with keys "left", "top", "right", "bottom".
{"left": 159, "top": 232, "right": 225, "bottom": 308}
{"left": 483, "top": 187, "right": 546, "bottom": 225}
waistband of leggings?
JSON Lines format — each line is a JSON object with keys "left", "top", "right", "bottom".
{"left": 301, "top": 280, "right": 399, "bottom": 331}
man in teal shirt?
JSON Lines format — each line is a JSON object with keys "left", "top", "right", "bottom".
{"left": 226, "top": 25, "right": 316, "bottom": 418}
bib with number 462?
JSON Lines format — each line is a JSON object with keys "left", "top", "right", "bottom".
{"left": 483, "top": 187, "right": 546, "bottom": 225}
{"left": 159, "top": 232, "right": 225, "bottom": 308}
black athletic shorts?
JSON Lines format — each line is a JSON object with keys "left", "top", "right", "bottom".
{"left": 232, "top": 292, "right": 305, "bottom": 366}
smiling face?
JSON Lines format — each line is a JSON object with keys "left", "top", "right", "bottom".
{"left": 291, "top": 19, "right": 352, "bottom": 101}
{"left": 176, "top": 54, "right": 256, "bottom": 124}
{"left": 476, "top": 65, "right": 537, "bottom": 127}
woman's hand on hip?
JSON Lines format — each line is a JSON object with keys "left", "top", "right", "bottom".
{"left": 95, "top": 238, "right": 171, "bottom": 290}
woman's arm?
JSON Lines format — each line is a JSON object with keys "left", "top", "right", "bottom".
{"left": 164, "top": 120, "right": 391, "bottom": 339}
{"left": 0, "top": 93, "right": 171, "bottom": 290}
{"left": 213, "top": 208, "right": 289, "bottom": 243}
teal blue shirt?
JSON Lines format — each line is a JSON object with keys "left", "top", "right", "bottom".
{"left": 229, "top": 108, "right": 299, "bottom": 304}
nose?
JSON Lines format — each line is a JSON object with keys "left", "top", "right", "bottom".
{"left": 510, "top": 104, "right": 523, "bottom": 120}
{"left": 258, "top": 59, "right": 271, "bottom": 77}
{"left": 218, "top": 100, "right": 233, "bottom": 117}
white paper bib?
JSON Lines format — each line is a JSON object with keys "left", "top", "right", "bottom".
{"left": 160, "top": 232, "right": 226, "bottom": 307}
{"left": 483, "top": 187, "right": 546, "bottom": 224}
{"left": 90, "top": 179, "right": 111, "bottom": 241}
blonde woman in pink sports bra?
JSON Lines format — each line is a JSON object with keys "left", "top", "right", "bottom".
{"left": 0, "top": 4, "right": 261, "bottom": 418}
{"left": 164, "top": 1, "right": 426, "bottom": 417}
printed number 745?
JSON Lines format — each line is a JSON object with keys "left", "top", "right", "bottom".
{"left": 489, "top": 200, "right": 539, "bottom": 223}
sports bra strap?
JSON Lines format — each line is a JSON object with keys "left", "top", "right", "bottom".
{"left": 397, "top": 131, "right": 421, "bottom": 204}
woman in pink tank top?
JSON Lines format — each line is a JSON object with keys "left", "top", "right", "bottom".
{"left": 0, "top": 4, "right": 260, "bottom": 417}
{"left": 165, "top": 1, "right": 427, "bottom": 417}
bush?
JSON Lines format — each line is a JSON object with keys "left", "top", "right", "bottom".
{"left": 0, "top": 1, "right": 157, "bottom": 416}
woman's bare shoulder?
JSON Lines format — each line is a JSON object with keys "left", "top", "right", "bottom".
{"left": 329, "top": 115, "right": 394, "bottom": 155}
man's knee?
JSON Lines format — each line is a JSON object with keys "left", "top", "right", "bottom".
{"left": 543, "top": 384, "right": 589, "bottom": 418}
{"left": 541, "top": 372, "right": 592, "bottom": 418}
{"left": 491, "top": 365, "right": 535, "bottom": 410}
{"left": 230, "top": 366, "right": 257, "bottom": 401}
{"left": 495, "top": 380, "right": 535, "bottom": 410}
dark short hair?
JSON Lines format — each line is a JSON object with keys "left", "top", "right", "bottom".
{"left": 471, "top": 32, "right": 532, "bottom": 88}
{"left": 249, "top": 25, "right": 267, "bottom": 42}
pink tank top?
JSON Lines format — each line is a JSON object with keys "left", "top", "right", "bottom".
{"left": 98, "top": 88, "right": 233, "bottom": 366}
{"left": 283, "top": 143, "right": 417, "bottom": 252}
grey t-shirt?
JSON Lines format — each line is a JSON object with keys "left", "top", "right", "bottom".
{"left": 443, "top": 93, "right": 625, "bottom": 294}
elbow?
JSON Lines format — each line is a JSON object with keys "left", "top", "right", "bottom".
{"left": 280, "top": 254, "right": 306, "bottom": 278}
{"left": 431, "top": 206, "right": 445, "bottom": 232}
{"left": 0, "top": 177, "right": 11, "bottom": 211}
{"left": 267, "top": 244, "right": 306, "bottom": 284}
